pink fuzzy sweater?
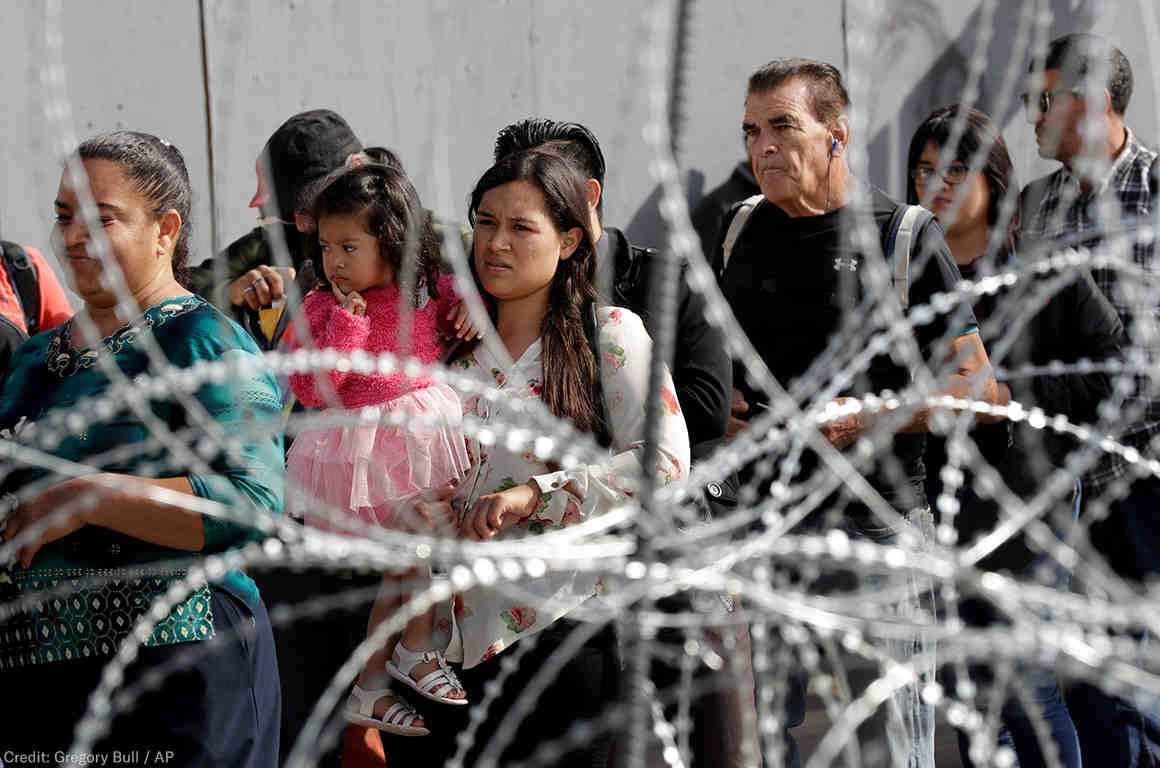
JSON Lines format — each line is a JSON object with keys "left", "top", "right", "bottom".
{"left": 289, "top": 275, "right": 458, "bottom": 409}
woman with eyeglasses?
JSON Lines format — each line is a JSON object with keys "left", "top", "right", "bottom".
{"left": 907, "top": 105, "right": 1125, "bottom": 768}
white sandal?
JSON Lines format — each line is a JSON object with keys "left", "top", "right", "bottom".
{"left": 343, "top": 684, "right": 430, "bottom": 736}
{"left": 387, "top": 643, "right": 469, "bottom": 706}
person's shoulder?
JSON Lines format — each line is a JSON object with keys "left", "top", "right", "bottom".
{"left": 694, "top": 165, "right": 758, "bottom": 214}
{"left": 18, "top": 244, "right": 50, "bottom": 270}
{"left": 9, "top": 327, "right": 55, "bottom": 366}
{"left": 866, "top": 186, "right": 904, "bottom": 224}
{"left": 1020, "top": 168, "right": 1065, "bottom": 200}
{"left": 598, "top": 305, "right": 647, "bottom": 338}
{"left": 604, "top": 226, "right": 660, "bottom": 277}
{"left": 1, "top": 328, "right": 60, "bottom": 407}
{"left": 159, "top": 297, "right": 262, "bottom": 360}
{"left": 223, "top": 226, "right": 267, "bottom": 258}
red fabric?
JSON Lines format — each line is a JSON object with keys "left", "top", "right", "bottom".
{"left": 289, "top": 274, "right": 458, "bottom": 409}
{"left": 342, "top": 725, "right": 387, "bottom": 766}
{"left": 0, "top": 245, "right": 73, "bottom": 334}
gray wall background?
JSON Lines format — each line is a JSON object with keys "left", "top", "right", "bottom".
{"left": 2, "top": 0, "right": 1157, "bottom": 281}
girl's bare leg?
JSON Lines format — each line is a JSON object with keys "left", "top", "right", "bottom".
{"left": 354, "top": 571, "right": 426, "bottom": 722}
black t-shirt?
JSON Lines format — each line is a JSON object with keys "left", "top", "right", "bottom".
{"left": 719, "top": 187, "right": 977, "bottom": 524}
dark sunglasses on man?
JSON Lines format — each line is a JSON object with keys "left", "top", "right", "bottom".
{"left": 1020, "top": 87, "right": 1101, "bottom": 122}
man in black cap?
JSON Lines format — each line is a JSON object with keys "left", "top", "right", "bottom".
{"left": 187, "top": 108, "right": 362, "bottom": 348}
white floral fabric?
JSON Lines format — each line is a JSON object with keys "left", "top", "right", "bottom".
{"left": 445, "top": 306, "right": 690, "bottom": 668}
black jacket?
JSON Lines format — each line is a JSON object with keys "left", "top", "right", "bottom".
{"left": 601, "top": 227, "right": 731, "bottom": 448}
{"left": 928, "top": 257, "right": 1123, "bottom": 571}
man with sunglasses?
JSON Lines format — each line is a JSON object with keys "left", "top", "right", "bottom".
{"left": 1019, "top": 32, "right": 1160, "bottom": 768}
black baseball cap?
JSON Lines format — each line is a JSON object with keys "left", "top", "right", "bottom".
{"left": 259, "top": 109, "right": 362, "bottom": 220}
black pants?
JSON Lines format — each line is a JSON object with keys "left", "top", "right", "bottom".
{"left": 387, "top": 618, "right": 620, "bottom": 766}
{"left": 0, "top": 587, "right": 280, "bottom": 767}
{"left": 646, "top": 593, "right": 765, "bottom": 768}
{"left": 1073, "top": 475, "right": 1160, "bottom": 767}
{"left": 249, "top": 566, "right": 382, "bottom": 766}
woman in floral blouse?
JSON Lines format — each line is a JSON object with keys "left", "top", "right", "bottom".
{"left": 394, "top": 150, "right": 689, "bottom": 764}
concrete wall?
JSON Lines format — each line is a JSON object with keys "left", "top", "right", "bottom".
{"left": 2, "top": 0, "right": 1157, "bottom": 282}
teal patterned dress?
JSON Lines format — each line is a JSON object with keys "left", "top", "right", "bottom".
{"left": 0, "top": 295, "right": 283, "bottom": 669}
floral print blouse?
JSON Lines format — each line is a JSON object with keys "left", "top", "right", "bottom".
{"left": 445, "top": 306, "right": 690, "bottom": 668}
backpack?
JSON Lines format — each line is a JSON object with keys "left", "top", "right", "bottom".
{"left": 0, "top": 242, "right": 42, "bottom": 381}
{"left": 0, "top": 242, "right": 41, "bottom": 336}
{"left": 720, "top": 194, "right": 932, "bottom": 309}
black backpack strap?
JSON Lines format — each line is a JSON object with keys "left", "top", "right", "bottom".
{"left": 0, "top": 242, "right": 40, "bottom": 336}
{"left": 582, "top": 301, "right": 613, "bottom": 448}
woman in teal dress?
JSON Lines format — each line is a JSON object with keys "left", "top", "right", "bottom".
{"left": 0, "top": 132, "right": 283, "bottom": 765}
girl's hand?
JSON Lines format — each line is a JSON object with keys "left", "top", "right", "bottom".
{"left": 460, "top": 482, "right": 540, "bottom": 541}
{"left": 446, "top": 302, "right": 484, "bottom": 340}
{"left": 399, "top": 483, "right": 458, "bottom": 535}
{"left": 1, "top": 477, "right": 105, "bottom": 567}
{"left": 332, "top": 284, "right": 367, "bottom": 317}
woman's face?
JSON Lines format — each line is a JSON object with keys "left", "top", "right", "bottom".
{"left": 913, "top": 141, "right": 990, "bottom": 239}
{"left": 318, "top": 212, "right": 392, "bottom": 295}
{"left": 52, "top": 159, "right": 178, "bottom": 307}
{"left": 472, "top": 179, "right": 581, "bottom": 305}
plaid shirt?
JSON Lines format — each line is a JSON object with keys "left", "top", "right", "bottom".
{"left": 1020, "top": 128, "right": 1160, "bottom": 491}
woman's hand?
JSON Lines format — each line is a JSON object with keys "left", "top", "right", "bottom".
{"left": 1, "top": 476, "right": 107, "bottom": 567}
{"left": 445, "top": 302, "right": 484, "bottom": 341}
{"left": 460, "top": 482, "right": 541, "bottom": 541}
{"left": 726, "top": 388, "right": 750, "bottom": 441}
{"left": 332, "top": 283, "right": 367, "bottom": 316}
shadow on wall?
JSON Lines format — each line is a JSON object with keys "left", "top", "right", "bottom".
{"left": 623, "top": 170, "right": 705, "bottom": 251}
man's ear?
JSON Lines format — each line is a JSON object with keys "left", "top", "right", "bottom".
{"left": 831, "top": 116, "right": 851, "bottom": 156}
{"left": 559, "top": 227, "right": 582, "bottom": 261}
{"left": 585, "top": 178, "right": 602, "bottom": 212}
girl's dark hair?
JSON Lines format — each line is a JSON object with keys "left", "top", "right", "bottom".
{"left": 309, "top": 163, "right": 441, "bottom": 306}
{"left": 468, "top": 150, "right": 600, "bottom": 435}
{"left": 906, "top": 105, "right": 1019, "bottom": 259}
{"left": 76, "top": 131, "right": 194, "bottom": 287}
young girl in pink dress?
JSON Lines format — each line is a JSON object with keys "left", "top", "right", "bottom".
{"left": 286, "top": 161, "right": 478, "bottom": 736}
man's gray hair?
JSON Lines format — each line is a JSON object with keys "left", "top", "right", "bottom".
{"left": 747, "top": 58, "right": 850, "bottom": 125}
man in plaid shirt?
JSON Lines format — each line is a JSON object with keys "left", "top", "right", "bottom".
{"left": 1019, "top": 32, "right": 1160, "bottom": 767}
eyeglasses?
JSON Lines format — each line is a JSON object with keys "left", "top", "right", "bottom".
{"left": 1020, "top": 88, "right": 1078, "bottom": 121}
{"left": 911, "top": 163, "right": 971, "bottom": 186}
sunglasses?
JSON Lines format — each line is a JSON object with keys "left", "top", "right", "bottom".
{"left": 1020, "top": 88, "right": 1081, "bottom": 121}
{"left": 911, "top": 163, "right": 971, "bottom": 186}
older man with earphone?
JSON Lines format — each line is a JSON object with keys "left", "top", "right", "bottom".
{"left": 715, "top": 57, "right": 1003, "bottom": 768}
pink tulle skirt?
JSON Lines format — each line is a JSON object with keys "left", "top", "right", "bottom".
{"left": 285, "top": 383, "right": 470, "bottom": 532}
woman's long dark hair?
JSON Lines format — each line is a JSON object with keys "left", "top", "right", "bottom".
{"left": 906, "top": 105, "right": 1019, "bottom": 260}
{"left": 309, "top": 163, "right": 441, "bottom": 306}
{"left": 77, "top": 131, "right": 194, "bottom": 287}
{"left": 468, "top": 150, "right": 600, "bottom": 435}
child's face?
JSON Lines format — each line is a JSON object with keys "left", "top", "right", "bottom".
{"left": 318, "top": 212, "right": 392, "bottom": 294}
